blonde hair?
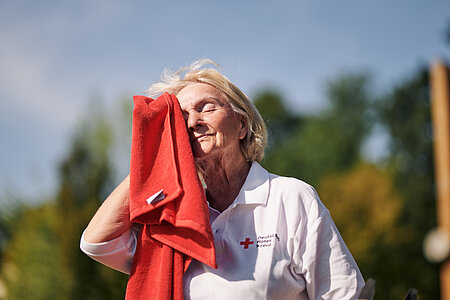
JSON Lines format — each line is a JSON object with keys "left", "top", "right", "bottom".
{"left": 146, "top": 59, "right": 267, "bottom": 162}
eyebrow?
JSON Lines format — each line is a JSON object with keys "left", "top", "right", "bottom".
{"left": 196, "top": 97, "right": 223, "bottom": 105}
{"left": 181, "top": 96, "right": 225, "bottom": 114}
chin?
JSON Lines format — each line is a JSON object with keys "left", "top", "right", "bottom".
{"left": 191, "top": 145, "right": 208, "bottom": 159}
{"left": 192, "top": 145, "right": 218, "bottom": 161}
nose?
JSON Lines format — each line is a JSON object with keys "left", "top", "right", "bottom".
{"left": 186, "top": 111, "right": 202, "bottom": 131}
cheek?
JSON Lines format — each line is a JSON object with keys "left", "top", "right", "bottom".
{"left": 216, "top": 118, "right": 242, "bottom": 145}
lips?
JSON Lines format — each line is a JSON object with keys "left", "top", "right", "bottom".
{"left": 191, "top": 134, "right": 212, "bottom": 142}
{"left": 195, "top": 134, "right": 210, "bottom": 141}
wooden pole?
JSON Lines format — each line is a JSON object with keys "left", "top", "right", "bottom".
{"left": 430, "top": 60, "right": 450, "bottom": 300}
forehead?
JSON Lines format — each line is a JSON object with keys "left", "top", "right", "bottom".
{"left": 176, "top": 82, "right": 225, "bottom": 109}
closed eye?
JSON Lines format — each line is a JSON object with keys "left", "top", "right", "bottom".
{"left": 201, "top": 103, "right": 218, "bottom": 113}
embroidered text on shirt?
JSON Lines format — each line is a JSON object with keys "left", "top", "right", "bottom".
{"left": 256, "top": 233, "right": 279, "bottom": 248}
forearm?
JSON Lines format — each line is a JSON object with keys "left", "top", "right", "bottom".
{"left": 84, "top": 175, "right": 133, "bottom": 243}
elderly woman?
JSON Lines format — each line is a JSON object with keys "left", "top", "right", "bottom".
{"left": 80, "top": 60, "right": 364, "bottom": 299}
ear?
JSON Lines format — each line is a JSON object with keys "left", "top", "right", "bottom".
{"left": 238, "top": 115, "right": 248, "bottom": 140}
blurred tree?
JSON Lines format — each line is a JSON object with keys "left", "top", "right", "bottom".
{"left": 319, "top": 163, "right": 403, "bottom": 264}
{"left": 379, "top": 68, "right": 435, "bottom": 230}
{"left": 0, "top": 204, "right": 67, "bottom": 299}
{"left": 253, "top": 90, "right": 301, "bottom": 153}
{"left": 0, "top": 212, "right": 8, "bottom": 266}
{"left": 0, "top": 102, "right": 130, "bottom": 299}
{"left": 0, "top": 201, "right": 26, "bottom": 299}
{"left": 53, "top": 103, "right": 128, "bottom": 299}
{"left": 260, "top": 72, "right": 373, "bottom": 186}
{"left": 318, "top": 163, "right": 409, "bottom": 299}
{"left": 378, "top": 67, "right": 439, "bottom": 299}
{"left": 0, "top": 193, "right": 26, "bottom": 264}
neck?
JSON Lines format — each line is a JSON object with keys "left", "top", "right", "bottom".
{"left": 197, "top": 153, "right": 251, "bottom": 212}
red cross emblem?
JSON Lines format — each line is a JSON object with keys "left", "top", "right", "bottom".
{"left": 240, "top": 238, "right": 254, "bottom": 249}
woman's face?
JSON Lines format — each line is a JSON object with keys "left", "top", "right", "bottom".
{"left": 177, "top": 83, "right": 246, "bottom": 160}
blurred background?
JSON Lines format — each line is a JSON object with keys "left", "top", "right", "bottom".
{"left": 1, "top": 1, "right": 449, "bottom": 299}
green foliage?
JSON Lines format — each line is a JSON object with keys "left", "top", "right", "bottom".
{"left": 378, "top": 68, "right": 435, "bottom": 230}
{"left": 319, "top": 163, "right": 403, "bottom": 263}
{"left": 53, "top": 104, "right": 128, "bottom": 299}
{"left": 254, "top": 90, "right": 301, "bottom": 153}
{"left": 0, "top": 204, "right": 68, "bottom": 299}
{"left": 377, "top": 67, "right": 439, "bottom": 299}
{"left": 260, "top": 72, "right": 373, "bottom": 185}
{"left": 319, "top": 163, "right": 412, "bottom": 299}
{"left": 0, "top": 102, "right": 129, "bottom": 299}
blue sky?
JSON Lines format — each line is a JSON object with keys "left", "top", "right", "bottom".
{"left": 1, "top": 1, "right": 449, "bottom": 203}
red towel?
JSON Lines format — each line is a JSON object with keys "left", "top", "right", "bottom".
{"left": 125, "top": 93, "right": 217, "bottom": 300}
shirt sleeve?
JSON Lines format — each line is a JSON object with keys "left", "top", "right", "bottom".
{"left": 291, "top": 185, "right": 364, "bottom": 300}
{"left": 79, "top": 226, "right": 139, "bottom": 274}
{"left": 300, "top": 207, "right": 365, "bottom": 300}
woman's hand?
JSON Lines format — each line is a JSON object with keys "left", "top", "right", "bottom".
{"left": 84, "top": 175, "right": 133, "bottom": 243}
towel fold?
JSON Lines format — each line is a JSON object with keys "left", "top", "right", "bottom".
{"left": 125, "top": 93, "right": 216, "bottom": 300}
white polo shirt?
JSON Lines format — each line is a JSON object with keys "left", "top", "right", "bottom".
{"left": 80, "top": 162, "right": 364, "bottom": 300}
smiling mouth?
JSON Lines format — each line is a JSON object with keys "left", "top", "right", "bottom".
{"left": 195, "top": 135, "right": 208, "bottom": 141}
{"left": 192, "top": 134, "right": 212, "bottom": 142}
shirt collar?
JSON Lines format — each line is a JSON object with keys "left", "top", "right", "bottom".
{"left": 231, "top": 161, "right": 270, "bottom": 207}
